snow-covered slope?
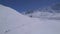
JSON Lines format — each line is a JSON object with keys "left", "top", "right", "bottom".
{"left": 0, "top": 5, "right": 60, "bottom": 34}
{"left": 22, "top": 5, "right": 60, "bottom": 20}
{"left": 0, "top": 4, "right": 35, "bottom": 34}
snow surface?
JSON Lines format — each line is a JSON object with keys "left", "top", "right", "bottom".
{"left": 0, "top": 5, "right": 60, "bottom": 34}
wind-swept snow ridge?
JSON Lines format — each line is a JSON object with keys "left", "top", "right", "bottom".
{"left": 0, "top": 5, "right": 60, "bottom": 34}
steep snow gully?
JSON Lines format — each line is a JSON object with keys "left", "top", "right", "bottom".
{"left": 0, "top": 4, "right": 60, "bottom": 34}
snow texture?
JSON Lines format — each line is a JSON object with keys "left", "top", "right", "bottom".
{"left": 0, "top": 4, "right": 60, "bottom": 34}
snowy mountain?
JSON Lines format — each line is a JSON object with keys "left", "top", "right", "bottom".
{"left": 51, "top": 3, "right": 60, "bottom": 10}
{"left": 0, "top": 4, "right": 34, "bottom": 34}
{"left": 51, "top": 3, "right": 60, "bottom": 13}
{"left": 0, "top": 4, "right": 60, "bottom": 34}
{"left": 22, "top": 3, "right": 60, "bottom": 20}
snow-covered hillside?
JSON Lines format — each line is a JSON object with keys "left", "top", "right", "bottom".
{"left": 0, "top": 5, "right": 60, "bottom": 34}
{"left": 22, "top": 3, "right": 60, "bottom": 20}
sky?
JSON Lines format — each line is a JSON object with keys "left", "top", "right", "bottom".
{"left": 0, "top": 0, "right": 60, "bottom": 12}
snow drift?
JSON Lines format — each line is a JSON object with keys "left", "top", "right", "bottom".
{"left": 0, "top": 4, "right": 60, "bottom": 34}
